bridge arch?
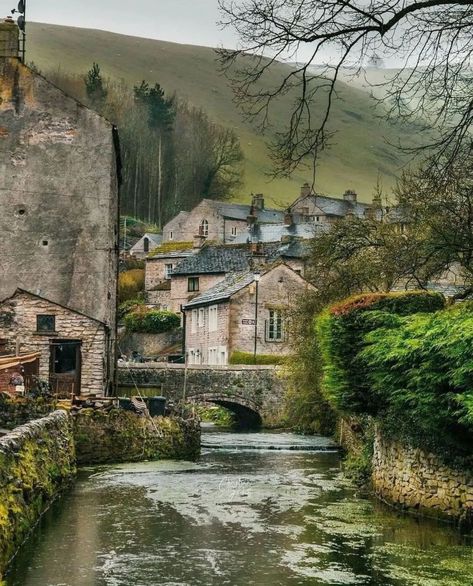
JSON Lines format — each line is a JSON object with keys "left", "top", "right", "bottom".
{"left": 188, "top": 393, "right": 262, "bottom": 428}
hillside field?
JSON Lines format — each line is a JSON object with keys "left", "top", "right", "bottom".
{"left": 28, "top": 22, "right": 422, "bottom": 205}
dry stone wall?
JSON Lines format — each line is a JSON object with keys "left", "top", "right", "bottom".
{"left": 0, "top": 411, "right": 76, "bottom": 578}
{"left": 372, "top": 430, "right": 473, "bottom": 527}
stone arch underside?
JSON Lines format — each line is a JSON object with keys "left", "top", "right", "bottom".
{"left": 188, "top": 393, "right": 263, "bottom": 427}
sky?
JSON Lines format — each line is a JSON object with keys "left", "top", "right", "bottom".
{"left": 1, "top": 0, "right": 238, "bottom": 49}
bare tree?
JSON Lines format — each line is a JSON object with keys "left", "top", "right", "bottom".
{"left": 218, "top": 0, "right": 473, "bottom": 176}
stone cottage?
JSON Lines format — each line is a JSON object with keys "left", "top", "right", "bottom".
{"left": 0, "top": 290, "right": 111, "bottom": 396}
{"left": 182, "top": 264, "right": 315, "bottom": 365}
{"left": 129, "top": 233, "right": 162, "bottom": 258}
{"left": 0, "top": 19, "right": 119, "bottom": 339}
{"left": 161, "top": 195, "right": 285, "bottom": 244}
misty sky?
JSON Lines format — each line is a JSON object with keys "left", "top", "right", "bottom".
{"left": 2, "top": 0, "right": 237, "bottom": 48}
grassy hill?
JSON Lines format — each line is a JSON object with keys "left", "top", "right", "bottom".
{"left": 28, "top": 22, "right": 421, "bottom": 205}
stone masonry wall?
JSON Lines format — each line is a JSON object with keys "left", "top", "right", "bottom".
{"left": 0, "top": 291, "right": 108, "bottom": 395}
{"left": 372, "top": 430, "right": 473, "bottom": 526}
{"left": 186, "top": 302, "right": 230, "bottom": 364}
{"left": 0, "top": 411, "right": 76, "bottom": 578}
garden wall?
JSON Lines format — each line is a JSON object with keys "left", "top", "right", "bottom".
{"left": 0, "top": 411, "right": 76, "bottom": 577}
{"left": 372, "top": 430, "right": 473, "bottom": 527}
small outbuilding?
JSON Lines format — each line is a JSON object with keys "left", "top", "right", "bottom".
{"left": 0, "top": 289, "right": 113, "bottom": 397}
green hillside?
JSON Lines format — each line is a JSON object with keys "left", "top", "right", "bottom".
{"left": 28, "top": 22, "right": 421, "bottom": 205}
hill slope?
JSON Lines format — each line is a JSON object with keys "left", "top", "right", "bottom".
{"left": 28, "top": 22, "right": 420, "bottom": 204}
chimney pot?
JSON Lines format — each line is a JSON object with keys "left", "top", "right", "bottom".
{"left": 251, "top": 193, "right": 265, "bottom": 211}
{"left": 343, "top": 189, "right": 357, "bottom": 203}
{"left": 300, "top": 182, "right": 312, "bottom": 198}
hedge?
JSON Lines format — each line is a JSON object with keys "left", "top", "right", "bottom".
{"left": 229, "top": 351, "right": 287, "bottom": 365}
{"left": 316, "top": 291, "right": 446, "bottom": 415}
{"left": 124, "top": 308, "right": 180, "bottom": 334}
{"left": 317, "top": 292, "right": 473, "bottom": 461}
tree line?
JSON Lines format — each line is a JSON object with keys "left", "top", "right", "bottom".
{"left": 42, "top": 63, "right": 243, "bottom": 227}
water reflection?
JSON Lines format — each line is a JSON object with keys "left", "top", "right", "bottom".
{"left": 6, "top": 431, "right": 472, "bottom": 586}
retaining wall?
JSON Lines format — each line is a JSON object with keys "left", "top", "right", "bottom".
{"left": 0, "top": 411, "right": 76, "bottom": 577}
{"left": 372, "top": 430, "right": 473, "bottom": 527}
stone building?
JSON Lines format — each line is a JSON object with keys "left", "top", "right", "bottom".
{"left": 0, "top": 19, "right": 119, "bottom": 333}
{"left": 288, "top": 183, "right": 372, "bottom": 223}
{"left": 129, "top": 233, "right": 162, "bottom": 259}
{"left": 161, "top": 195, "right": 285, "bottom": 244}
{"left": 0, "top": 289, "right": 111, "bottom": 396}
{"left": 182, "top": 264, "right": 315, "bottom": 365}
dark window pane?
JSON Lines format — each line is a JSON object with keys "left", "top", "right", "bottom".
{"left": 37, "top": 315, "right": 56, "bottom": 333}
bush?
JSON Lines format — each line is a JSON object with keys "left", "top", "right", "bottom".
{"left": 118, "top": 298, "right": 145, "bottom": 321}
{"left": 118, "top": 269, "right": 145, "bottom": 303}
{"left": 229, "top": 351, "right": 287, "bottom": 365}
{"left": 316, "top": 291, "right": 445, "bottom": 415}
{"left": 124, "top": 307, "right": 180, "bottom": 334}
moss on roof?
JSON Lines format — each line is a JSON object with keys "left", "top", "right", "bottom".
{"left": 148, "top": 241, "right": 193, "bottom": 256}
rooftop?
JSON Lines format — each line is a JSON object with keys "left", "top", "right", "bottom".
{"left": 183, "top": 271, "right": 255, "bottom": 308}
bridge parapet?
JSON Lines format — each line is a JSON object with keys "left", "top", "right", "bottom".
{"left": 117, "top": 363, "right": 286, "bottom": 425}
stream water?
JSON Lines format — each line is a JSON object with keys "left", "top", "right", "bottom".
{"left": 6, "top": 429, "right": 473, "bottom": 586}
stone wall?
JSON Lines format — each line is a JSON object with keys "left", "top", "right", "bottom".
{"left": 372, "top": 430, "right": 473, "bottom": 527}
{"left": 0, "top": 411, "right": 76, "bottom": 577}
{"left": 186, "top": 302, "right": 230, "bottom": 364}
{"left": 171, "top": 274, "right": 225, "bottom": 313}
{"left": 0, "top": 395, "right": 56, "bottom": 429}
{"left": 118, "top": 363, "right": 286, "bottom": 425}
{"left": 72, "top": 409, "right": 200, "bottom": 464}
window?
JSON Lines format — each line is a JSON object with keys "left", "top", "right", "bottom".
{"left": 143, "top": 237, "right": 150, "bottom": 253}
{"left": 198, "top": 308, "right": 205, "bottom": 328}
{"left": 164, "top": 264, "right": 173, "bottom": 279}
{"left": 188, "top": 277, "right": 200, "bottom": 292}
{"left": 315, "top": 216, "right": 320, "bottom": 222}
{"left": 266, "top": 310, "right": 284, "bottom": 341}
{"left": 169, "top": 231, "right": 173, "bottom": 240}
{"left": 200, "top": 219, "right": 209, "bottom": 237}
{"left": 36, "top": 315, "right": 56, "bottom": 333}
{"left": 219, "top": 346, "right": 228, "bottom": 365}
{"left": 188, "top": 348, "right": 195, "bottom": 364}
{"left": 191, "top": 310, "right": 198, "bottom": 334}
{"left": 208, "top": 305, "right": 218, "bottom": 332}
{"left": 231, "top": 226, "right": 237, "bottom": 236}
{"left": 208, "top": 347, "right": 218, "bottom": 365}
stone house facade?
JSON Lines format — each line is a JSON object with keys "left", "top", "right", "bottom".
{"left": 161, "top": 196, "right": 285, "bottom": 244}
{"left": 0, "top": 19, "right": 119, "bottom": 338}
{"left": 129, "top": 233, "right": 162, "bottom": 259}
{"left": 183, "top": 264, "right": 315, "bottom": 365}
{"left": 0, "top": 290, "right": 111, "bottom": 396}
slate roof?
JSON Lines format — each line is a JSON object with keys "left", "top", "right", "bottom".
{"left": 205, "top": 200, "right": 285, "bottom": 223}
{"left": 278, "top": 240, "right": 311, "bottom": 259}
{"left": 289, "top": 194, "right": 371, "bottom": 219}
{"left": 183, "top": 272, "right": 255, "bottom": 308}
{"left": 172, "top": 245, "right": 251, "bottom": 275}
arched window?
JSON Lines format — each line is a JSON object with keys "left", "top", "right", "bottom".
{"left": 143, "top": 237, "right": 150, "bottom": 253}
{"left": 200, "top": 219, "right": 209, "bottom": 237}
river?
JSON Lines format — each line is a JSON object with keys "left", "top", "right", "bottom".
{"left": 6, "top": 429, "right": 473, "bottom": 585}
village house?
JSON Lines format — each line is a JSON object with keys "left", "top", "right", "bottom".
{"left": 0, "top": 19, "right": 119, "bottom": 354}
{"left": 161, "top": 195, "right": 285, "bottom": 244}
{"left": 182, "top": 263, "right": 315, "bottom": 365}
{"left": 0, "top": 290, "right": 112, "bottom": 397}
{"left": 129, "top": 233, "right": 162, "bottom": 259}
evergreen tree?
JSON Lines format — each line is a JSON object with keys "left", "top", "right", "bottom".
{"left": 85, "top": 63, "right": 108, "bottom": 108}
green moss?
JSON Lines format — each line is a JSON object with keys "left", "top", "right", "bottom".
{"left": 149, "top": 241, "right": 193, "bottom": 256}
{"left": 229, "top": 351, "right": 288, "bottom": 365}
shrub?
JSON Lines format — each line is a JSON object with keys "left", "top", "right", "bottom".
{"left": 118, "top": 298, "right": 145, "bottom": 321}
{"left": 124, "top": 307, "right": 180, "bottom": 334}
{"left": 229, "top": 351, "right": 287, "bottom": 365}
{"left": 118, "top": 269, "right": 145, "bottom": 303}
{"left": 316, "top": 291, "right": 445, "bottom": 415}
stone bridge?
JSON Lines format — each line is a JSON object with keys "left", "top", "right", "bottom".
{"left": 117, "top": 363, "right": 287, "bottom": 426}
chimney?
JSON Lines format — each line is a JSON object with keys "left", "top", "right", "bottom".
{"left": 300, "top": 182, "right": 312, "bottom": 198}
{"left": 343, "top": 189, "right": 357, "bottom": 203}
{"left": 0, "top": 18, "right": 19, "bottom": 60}
{"left": 252, "top": 193, "right": 265, "bottom": 211}
{"left": 284, "top": 212, "right": 293, "bottom": 226}
{"left": 250, "top": 241, "right": 265, "bottom": 256}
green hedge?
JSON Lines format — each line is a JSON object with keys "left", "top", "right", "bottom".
{"left": 316, "top": 291, "right": 445, "bottom": 415}
{"left": 124, "top": 309, "right": 180, "bottom": 334}
{"left": 229, "top": 351, "right": 287, "bottom": 365}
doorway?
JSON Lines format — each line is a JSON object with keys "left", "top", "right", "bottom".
{"left": 50, "top": 339, "right": 82, "bottom": 398}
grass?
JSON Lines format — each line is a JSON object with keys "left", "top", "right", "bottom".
{"left": 28, "top": 22, "right": 423, "bottom": 205}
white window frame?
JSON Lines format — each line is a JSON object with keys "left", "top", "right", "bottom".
{"left": 200, "top": 219, "right": 209, "bottom": 236}
{"left": 266, "top": 310, "right": 284, "bottom": 342}
{"left": 191, "top": 309, "right": 198, "bottom": 334}
{"left": 208, "top": 305, "right": 218, "bottom": 332}
{"left": 188, "top": 348, "right": 195, "bottom": 365}
{"left": 218, "top": 346, "right": 228, "bottom": 365}
{"left": 164, "top": 263, "right": 173, "bottom": 279}
{"left": 169, "top": 231, "right": 173, "bottom": 240}
{"left": 198, "top": 308, "right": 205, "bottom": 328}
